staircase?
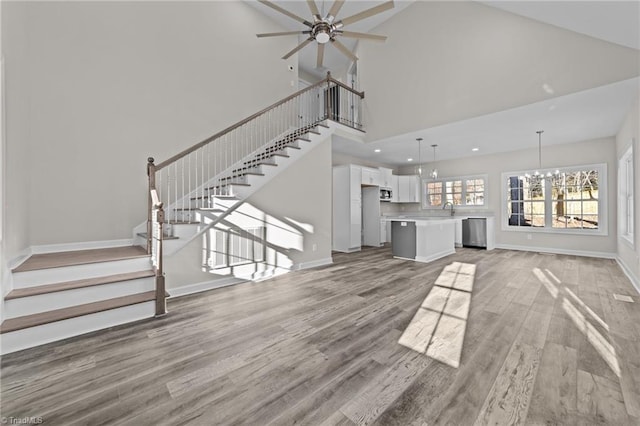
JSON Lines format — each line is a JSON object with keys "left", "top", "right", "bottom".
{"left": 1, "top": 73, "right": 364, "bottom": 354}
{"left": 1, "top": 246, "right": 156, "bottom": 354}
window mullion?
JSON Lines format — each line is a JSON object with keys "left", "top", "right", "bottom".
{"left": 544, "top": 180, "right": 552, "bottom": 228}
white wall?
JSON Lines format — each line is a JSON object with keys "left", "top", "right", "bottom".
{"left": 399, "top": 137, "right": 618, "bottom": 257}
{"left": 359, "top": 1, "right": 640, "bottom": 142}
{"left": 1, "top": 2, "right": 31, "bottom": 308}
{"left": 164, "top": 135, "right": 333, "bottom": 291}
{"left": 332, "top": 151, "right": 395, "bottom": 169}
{"left": 2, "top": 1, "right": 298, "bottom": 261}
{"left": 244, "top": 134, "right": 333, "bottom": 267}
{"left": 616, "top": 98, "right": 640, "bottom": 292}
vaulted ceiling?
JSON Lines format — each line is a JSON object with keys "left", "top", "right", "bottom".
{"left": 248, "top": 1, "right": 640, "bottom": 165}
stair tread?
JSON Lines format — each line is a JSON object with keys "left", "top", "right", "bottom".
{"left": 165, "top": 220, "right": 201, "bottom": 225}
{"left": 12, "top": 246, "right": 149, "bottom": 273}
{"left": 218, "top": 172, "right": 264, "bottom": 181}
{"left": 0, "top": 291, "right": 156, "bottom": 334}
{"left": 172, "top": 207, "right": 227, "bottom": 212}
{"left": 136, "top": 232, "right": 179, "bottom": 240}
{"left": 5, "top": 270, "right": 156, "bottom": 300}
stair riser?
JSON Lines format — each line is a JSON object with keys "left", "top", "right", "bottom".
{"left": 5, "top": 277, "right": 156, "bottom": 318}
{"left": 12, "top": 257, "right": 152, "bottom": 288}
{"left": 0, "top": 301, "right": 156, "bottom": 355}
{"left": 171, "top": 223, "right": 200, "bottom": 240}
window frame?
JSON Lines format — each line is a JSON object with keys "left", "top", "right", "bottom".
{"left": 422, "top": 174, "right": 488, "bottom": 210}
{"left": 619, "top": 144, "right": 634, "bottom": 247}
{"left": 501, "top": 163, "right": 608, "bottom": 236}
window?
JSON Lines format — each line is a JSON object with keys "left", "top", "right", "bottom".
{"left": 423, "top": 175, "right": 487, "bottom": 209}
{"left": 502, "top": 164, "right": 607, "bottom": 235}
{"left": 507, "top": 176, "right": 545, "bottom": 227}
{"left": 619, "top": 145, "right": 634, "bottom": 246}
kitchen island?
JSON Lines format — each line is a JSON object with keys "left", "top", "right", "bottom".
{"left": 385, "top": 215, "right": 495, "bottom": 263}
{"left": 388, "top": 217, "right": 457, "bottom": 263}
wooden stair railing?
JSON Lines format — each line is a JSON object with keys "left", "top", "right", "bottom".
{"left": 145, "top": 72, "right": 365, "bottom": 312}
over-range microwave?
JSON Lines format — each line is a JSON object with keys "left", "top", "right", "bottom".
{"left": 380, "top": 188, "right": 392, "bottom": 201}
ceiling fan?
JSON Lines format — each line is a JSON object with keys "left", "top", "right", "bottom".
{"left": 256, "top": 0, "right": 394, "bottom": 68}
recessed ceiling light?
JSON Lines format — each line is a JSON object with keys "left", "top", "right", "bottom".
{"left": 374, "top": 149, "right": 381, "bottom": 153}
{"left": 472, "top": 147, "right": 479, "bottom": 152}
{"left": 407, "top": 158, "right": 413, "bottom": 162}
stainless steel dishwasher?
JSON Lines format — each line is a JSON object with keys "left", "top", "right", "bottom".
{"left": 391, "top": 221, "right": 416, "bottom": 259}
{"left": 462, "top": 218, "right": 487, "bottom": 248}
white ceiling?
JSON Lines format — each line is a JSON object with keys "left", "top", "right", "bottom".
{"left": 333, "top": 77, "right": 639, "bottom": 165}
{"left": 248, "top": 1, "right": 640, "bottom": 165}
{"left": 481, "top": 1, "right": 640, "bottom": 50}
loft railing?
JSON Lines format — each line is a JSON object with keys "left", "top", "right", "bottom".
{"left": 146, "top": 72, "right": 365, "bottom": 314}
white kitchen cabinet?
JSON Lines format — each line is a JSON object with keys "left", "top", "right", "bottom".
{"left": 363, "top": 187, "right": 382, "bottom": 247}
{"left": 390, "top": 175, "right": 399, "bottom": 203}
{"left": 378, "top": 167, "right": 393, "bottom": 188}
{"left": 361, "top": 167, "right": 381, "bottom": 186}
{"left": 380, "top": 220, "right": 387, "bottom": 244}
{"left": 454, "top": 219, "right": 463, "bottom": 247}
{"left": 397, "top": 175, "right": 421, "bottom": 203}
{"left": 333, "top": 165, "right": 362, "bottom": 252}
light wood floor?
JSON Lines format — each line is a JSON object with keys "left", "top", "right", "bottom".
{"left": 2, "top": 247, "right": 639, "bottom": 425}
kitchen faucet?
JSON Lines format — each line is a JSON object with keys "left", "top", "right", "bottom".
{"left": 443, "top": 201, "right": 455, "bottom": 216}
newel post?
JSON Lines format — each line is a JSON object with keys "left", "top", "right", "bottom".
{"left": 146, "top": 157, "right": 156, "bottom": 255}
{"left": 155, "top": 203, "right": 167, "bottom": 317}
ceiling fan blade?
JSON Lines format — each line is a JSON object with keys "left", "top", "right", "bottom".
{"left": 257, "top": 0, "right": 313, "bottom": 27}
{"left": 317, "top": 43, "right": 325, "bottom": 68}
{"left": 307, "top": 0, "right": 321, "bottom": 19}
{"left": 339, "top": 31, "right": 387, "bottom": 41}
{"left": 257, "top": 31, "right": 308, "bottom": 38}
{"left": 331, "top": 39, "right": 358, "bottom": 62}
{"left": 327, "top": 0, "right": 345, "bottom": 20}
{"left": 282, "top": 37, "right": 314, "bottom": 60}
{"left": 338, "top": 1, "right": 394, "bottom": 26}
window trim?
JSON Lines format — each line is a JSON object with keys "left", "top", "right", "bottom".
{"left": 421, "top": 174, "right": 489, "bottom": 210}
{"left": 619, "top": 143, "right": 634, "bottom": 247}
{"left": 501, "top": 163, "right": 608, "bottom": 236}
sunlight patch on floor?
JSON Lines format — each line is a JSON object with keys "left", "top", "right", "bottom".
{"left": 562, "top": 297, "right": 620, "bottom": 377}
{"left": 534, "top": 266, "right": 619, "bottom": 377}
{"left": 564, "top": 287, "right": 609, "bottom": 332}
{"left": 533, "top": 267, "right": 558, "bottom": 299}
{"left": 398, "top": 262, "right": 475, "bottom": 368}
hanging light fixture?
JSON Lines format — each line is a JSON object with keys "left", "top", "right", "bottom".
{"left": 524, "top": 130, "right": 560, "bottom": 182}
{"left": 430, "top": 144, "right": 438, "bottom": 179}
{"left": 416, "top": 138, "right": 423, "bottom": 176}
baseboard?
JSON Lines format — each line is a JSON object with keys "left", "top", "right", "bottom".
{"left": 293, "top": 257, "right": 333, "bottom": 271}
{"left": 494, "top": 244, "right": 616, "bottom": 259}
{"left": 616, "top": 257, "right": 640, "bottom": 296}
{"left": 415, "top": 249, "right": 456, "bottom": 264}
{"left": 30, "top": 238, "right": 134, "bottom": 255}
{"left": 168, "top": 276, "right": 247, "bottom": 298}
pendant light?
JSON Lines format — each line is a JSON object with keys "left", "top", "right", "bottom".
{"left": 524, "top": 130, "right": 560, "bottom": 182}
{"left": 430, "top": 144, "right": 438, "bottom": 179}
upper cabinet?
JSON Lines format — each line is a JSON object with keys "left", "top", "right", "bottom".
{"left": 379, "top": 167, "right": 393, "bottom": 188}
{"left": 361, "top": 167, "right": 381, "bottom": 186}
{"left": 396, "top": 175, "right": 420, "bottom": 203}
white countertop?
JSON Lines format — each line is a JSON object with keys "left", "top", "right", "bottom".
{"left": 382, "top": 214, "right": 494, "bottom": 222}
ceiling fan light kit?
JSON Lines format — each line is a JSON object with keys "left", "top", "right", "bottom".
{"left": 256, "top": 0, "right": 393, "bottom": 68}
